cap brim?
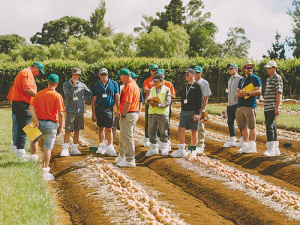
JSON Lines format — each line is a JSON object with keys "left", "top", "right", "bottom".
{"left": 40, "top": 69, "right": 45, "bottom": 75}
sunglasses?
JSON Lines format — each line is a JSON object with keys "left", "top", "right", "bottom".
{"left": 228, "top": 68, "right": 236, "bottom": 70}
{"left": 100, "top": 73, "right": 108, "bottom": 76}
{"left": 185, "top": 74, "right": 190, "bottom": 77}
{"left": 245, "top": 67, "right": 253, "bottom": 70}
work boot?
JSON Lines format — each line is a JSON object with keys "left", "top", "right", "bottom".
{"left": 145, "top": 143, "right": 159, "bottom": 156}
{"left": 263, "top": 141, "right": 276, "bottom": 156}
{"left": 70, "top": 144, "right": 82, "bottom": 155}
{"left": 106, "top": 145, "right": 117, "bottom": 156}
{"left": 274, "top": 141, "right": 280, "bottom": 156}
{"left": 223, "top": 137, "right": 237, "bottom": 148}
{"left": 171, "top": 144, "right": 187, "bottom": 158}
{"left": 96, "top": 143, "right": 106, "bottom": 154}
{"left": 60, "top": 143, "right": 70, "bottom": 157}
{"left": 143, "top": 138, "right": 150, "bottom": 147}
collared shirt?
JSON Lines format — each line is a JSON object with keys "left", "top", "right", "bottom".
{"left": 63, "top": 79, "right": 91, "bottom": 113}
{"left": 92, "top": 78, "right": 119, "bottom": 107}
{"left": 237, "top": 74, "right": 262, "bottom": 108}
{"left": 263, "top": 72, "right": 283, "bottom": 111}
{"left": 119, "top": 80, "right": 140, "bottom": 113}
{"left": 228, "top": 74, "right": 243, "bottom": 106}
{"left": 143, "top": 77, "right": 154, "bottom": 97}
{"left": 197, "top": 78, "right": 212, "bottom": 97}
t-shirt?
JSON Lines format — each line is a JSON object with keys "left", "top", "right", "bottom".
{"left": 143, "top": 77, "right": 154, "bottom": 97}
{"left": 263, "top": 73, "right": 283, "bottom": 111}
{"left": 10, "top": 67, "right": 37, "bottom": 104}
{"left": 227, "top": 74, "right": 243, "bottom": 106}
{"left": 181, "top": 82, "right": 203, "bottom": 115}
{"left": 30, "top": 87, "right": 65, "bottom": 122}
{"left": 92, "top": 78, "right": 119, "bottom": 107}
{"left": 197, "top": 78, "right": 212, "bottom": 97}
{"left": 237, "top": 74, "right": 262, "bottom": 108}
{"left": 119, "top": 80, "right": 140, "bottom": 113}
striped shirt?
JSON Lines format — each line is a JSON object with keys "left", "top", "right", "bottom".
{"left": 263, "top": 73, "right": 283, "bottom": 111}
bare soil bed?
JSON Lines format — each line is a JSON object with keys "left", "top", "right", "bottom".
{"left": 47, "top": 105, "right": 300, "bottom": 225}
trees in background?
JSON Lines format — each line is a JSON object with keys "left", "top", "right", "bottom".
{"left": 263, "top": 32, "right": 286, "bottom": 60}
{"left": 287, "top": 0, "right": 300, "bottom": 57}
{"left": 0, "top": 34, "right": 26, "bottom": 54}
{"left": 90, "top": 0, "right": 106, "bottom": 38}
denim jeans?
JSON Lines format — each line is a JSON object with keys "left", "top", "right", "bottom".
{"left": 227, "top": 104, "right": 242, "bottom": 137}
{"left": 12, "top": 113, "right": 18, "bottom": 146}
{"left": 145, "top": 104, "right": 149, "bottom": 138}
{"left": 12, "top": 101, "right": 31, "bottom": 149}
{"left": 264, "top": 110, "right": 277, "bottom": 141}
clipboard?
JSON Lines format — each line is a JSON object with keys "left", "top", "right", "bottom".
{"left": 240, "top": 83, "right": 255, "bottom": 99}
{"left": 148, "top": 96, "right": 162, "bottom": 104}
{"left": 23, "top": 122, "right": 43, "bottom": 141}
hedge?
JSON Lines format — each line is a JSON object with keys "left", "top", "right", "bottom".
{"left": 1, "top": 57, "right": 300, "bottom": 101}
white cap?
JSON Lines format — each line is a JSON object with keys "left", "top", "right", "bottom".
{"left": 264, "top": 61, "right": 277, "bottom": 68}
{"left": 99, "top": 68, "right": 108, "bottom": 74}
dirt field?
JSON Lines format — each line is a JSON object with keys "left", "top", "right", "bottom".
{"left": 46, "top": 104, "right": 300, "bottom": 225}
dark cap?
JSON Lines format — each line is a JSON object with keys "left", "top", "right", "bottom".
{"left": 184, "top": 68, "right": 195, "bottom": 74}
{"left": 153, "top": 74, "right": 164, "bottom": 81}
{"left": 72, "top": 68, "right": 81, "bottom": 75}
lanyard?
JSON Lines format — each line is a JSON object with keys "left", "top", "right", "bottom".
{"left": 99, "top": 79, "right": 110, "bottom": 93}
{"left": 240, "top": 76, "right": 248, "bottom": 89}
{"left": 185, "top": 82, "right": 195, "bottom": 99}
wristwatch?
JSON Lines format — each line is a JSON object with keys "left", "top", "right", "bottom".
{"left": 121, "top": 114, "right": 126, "bottom": 118}
{"left": 247, "top": 92, "right": 250, "bottom": 96}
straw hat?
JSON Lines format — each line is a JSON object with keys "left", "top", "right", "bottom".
{"left": 241, "top": 60, "right": 255, "bottom": 71}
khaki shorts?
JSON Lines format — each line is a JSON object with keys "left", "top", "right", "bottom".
{"left": 236, "top": 106, "right": 256, "bottom": 129}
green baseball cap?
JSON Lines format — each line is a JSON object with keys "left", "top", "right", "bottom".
{"left": 116, "top": 68, "right": 131, "bottom": 78}
{"left": 48, "top": 74, "right": 59, "bottom": 82}
{"left": 131, "top": 72, "right": 139, "bottom": 78}
{"left": 227, "top": 63, "right": 238, "bottom": 69}
{"left": 156, "top": 69, "right": 165, "bottom": 75}
{"left": 194, "top": 66, "right": 203, "bottom": 73}
{"left": 150, "top": 64, "right": 158, "bottom": 70}
{"left": 33, "top": 62, "right": 45, "bottom": 75}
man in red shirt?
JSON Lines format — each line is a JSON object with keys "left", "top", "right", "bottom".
{"left": 10, "top": 62, "right": 44, "bottom": 158}
{"left": 142, "top": 64, "right": 158, "bottom": 147}
{"left": 115, "top": 68, "right": 140, "bottom": 167}
{"left": 29, "top": 74, "right": 64, "bottom": 180}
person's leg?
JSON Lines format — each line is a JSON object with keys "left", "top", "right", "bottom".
{"left": 265, "top": 110, "right": 277, "bottom": 142}
{"left": 98, "top": 127, "right": 105, "bottom": 143}
{"left": 105, "top": 127, "right": 113, "bottom": 145}
{"left": 122, "top": 113, "right": 138, "bottom": 163}
{"left": 242, "top": 127, "right": 249, "bottom": 142}
{"left": 145, "top": 104, "right": 149, "bottom": 138}
{"left": 196, "top": 122, "right": 205, "bottom": 147}
{"left": 30, "top": 140, "right": 38, "bottom": 155}
{"left": 191, "top": 129, "right": 198, "bottom": 145}
{"left": 148, "top": 114, "right": 158, "bottom": 144}
{"left": 178, "top": 127, "right": 186, "bottom": 144}
{"left": 42, "top": 121, "right": 57, "bottom": 167}
{"left": 227, "top": 105, "right": 236, "bottom": 137}
{"left": 157, "top": 114, "right": 169, "bottom": 143}
{"left": 12, "top": 113, "right": 18, "bottom": 146}
{"left": 73, "top": 130, "right": 80, "bottom": 144}
{"left": 64, "top": 131, "right": 72, "bottom": 143}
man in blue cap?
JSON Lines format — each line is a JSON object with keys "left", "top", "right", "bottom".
{"left": 223, "top": 63, "right": 243, "bottom": 148}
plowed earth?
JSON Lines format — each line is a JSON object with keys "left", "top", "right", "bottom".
{"left": 46, "top": 104, "right": 300, "bottom": 225}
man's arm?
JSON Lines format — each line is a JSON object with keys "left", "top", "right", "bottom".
{"left": 29, "top": 105, "right": 39, "bottom": 127}
{"left": 121, "top": 102, "right": 131, "bottom": 120}
{"left": 91, "top": 96, "right": 97, "bottom": 122}
{"left": 275, "top": 92, "right": 282, "bottom": 115}
{"left": 24, "top": 88, "right": 36, "bottom": 97}
{"left": 239, "top": 87, "right": 261, "bottom": 97}
{"left": 114, "top": 93, "right": 120, "bottom": 111}
{"left": 57, "top": 111, "right": 64, "bottom": 136}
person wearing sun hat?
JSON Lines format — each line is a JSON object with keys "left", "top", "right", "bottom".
{"left": 60, "top": 68, "right": 91, "bottom": 157}
{"left": 29, "top": 74, "right": 65, "bottom": 180}
{"left": 9, "top": 62, "right": 44, "bottom": 159}
{"left": 115, "top": 68, "right": 140, "bottom": 167}
{"left": 223, "top": 63, "right": 243, "bottom": 148}
{"left": 91, "top": 67, "right": 119, "bottom": 157}
{"left": 263, "top": 61, "right": 283, "bottom": 156}
{"left": 143, "top": 64, "right": 159, "bottom": 147}
{"left": 194, "top": 66, "right": 212, "bottom": 154}
{"left": 235, "top": 60, "right": 262, "bottom": 154}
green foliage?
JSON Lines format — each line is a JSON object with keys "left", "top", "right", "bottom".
{"left": 30, "top": 16, "right": 91, "bottom": 45}
{"left": 136, "top": 22, "right": 189, "bottom": 58}
{"left": 222, "top": 27, "right": 251, "bottom": 58}
{"left": 0, "top": 34, "right": 26, "bottom": 54}
{"left": 90, "top": 0, "right": 106, "bottom": 38}
{"left": 263, "top": 32, "right": 286, "bottom": 60}
{"left": 287, "top": 0, "right": 300, "bottom": 57}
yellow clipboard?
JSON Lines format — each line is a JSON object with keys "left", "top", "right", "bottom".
{"left": 148, "top": 96, "right": 162, "bottom": 104}
{"left": 23, "top": 122, "right": 43, "bottom": 141}
{"left": 240, "top": 83, "right": 255, "bottom": 99}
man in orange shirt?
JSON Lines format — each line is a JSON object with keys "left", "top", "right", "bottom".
{"left": 29, "top": 74, "right": 64, "bottom": 180}
{"left": 142, "top": 64, "right": 158, "bottom": 147}
{"left": 115, "top": 68, "right": 140, "bottom": 167}
{"left": 10, "top": 62, "right": 44, "bottom": 158}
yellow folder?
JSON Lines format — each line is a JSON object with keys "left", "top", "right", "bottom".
{"left": 148, "top": 96, "right": 162, "bottom": 104}
{"left": 240, "top": 83, "right": 255, "bottom": 99}
{"left": 23, "top": 122, "right": 43, "bottom": 141}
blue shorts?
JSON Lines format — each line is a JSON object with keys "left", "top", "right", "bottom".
{"left": 179, "top": 111, "right": 200, "bottom": 130}
{"left": 37, "top": 120, "right": 58, "bottom": 149}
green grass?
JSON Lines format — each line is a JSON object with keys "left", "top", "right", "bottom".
{"left": 0, "top": 108, "right": 58, "bottom": 225}
{"left": 206, "top": 104, "right": 300, "bottom": 133}
{"left": 282, "top": 104, "right": 300, "bottom": 112}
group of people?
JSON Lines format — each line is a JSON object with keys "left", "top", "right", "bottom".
{"left": 7, "top": 59, "right": 283, "bottom": 179}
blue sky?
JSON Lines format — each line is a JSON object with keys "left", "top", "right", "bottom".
{"left": 0, "top": 0, "right": 294, "bottom": 60}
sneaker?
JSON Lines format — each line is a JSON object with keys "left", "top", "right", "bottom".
{"left": 114, "top": 155, "right": 125, "bottom": 164}
{"left": 143, "top": 138, "right": 150, "bottom": 147}
{"left": 15, "top": 149, "right": 26, "bottom": 157}
{"left": 237, "top": 142, "right": 249, "bottom": 153}
{"left": 234, "top": 137, "right": 244, "bottom": 147}
{"left": 171, "top": 144, "right": 187, "bottom": 158}
{"left": 43, "top": 167, "right": 55, "bottom": 181}
{"left": 244, "top": 141, "right": 257, "bottom": 154}
{"left": 23, "top": 154, "right": 38, "bottom": 162}
{"left": 60, "top": 143, "right": 70, "bottom": 157}
{"left": 70, "top": 144, "right": 82, "bottom": 155}
{"left": 117, "top": 160, "right": 136, "bottom": 167}
{"left": 96, "top": 143, "right": 106, "bottom": 154}
{"left": 223, "top": 137, "right": 237, "bottom": 148}
{"left": 106, "top": 145, "right": 117, "bottom": 156}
